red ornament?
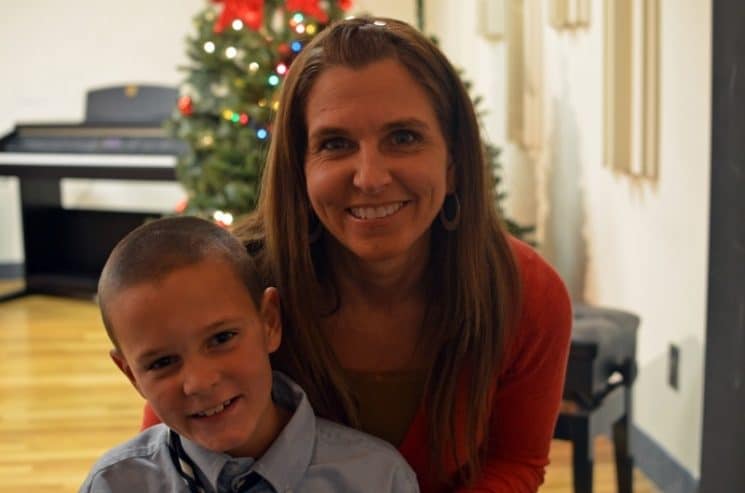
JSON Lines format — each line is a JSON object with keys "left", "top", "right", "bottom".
{"left": 285, "top": 0, "right": 328, "bottom": 23}
{"left": 177, "top": 95, "right": 193, "bottom": 116}
{"left": 278, "top": 42, "right": 291, "bottom": 57}
{"left": 212, "top": 0, "right": 264, "bottom": 32}
{"left": 174, "top": 197, "right": 188, "bottom": 213}
{"left": 338, "top": 0, "right": 353, "bottom": 11}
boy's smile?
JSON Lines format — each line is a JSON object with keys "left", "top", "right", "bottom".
{"left": 108, "top": 258, "right": 286, "bottom": 458}
{"left": 190, "top": 396, "right": 238, "bottom": 418}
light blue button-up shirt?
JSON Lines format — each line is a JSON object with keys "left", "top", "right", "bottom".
{"left": 79, "top": 372, "right": 419, "bottom": 492}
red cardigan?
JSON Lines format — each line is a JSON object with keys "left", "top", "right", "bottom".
{"left": 141, "top": 238, "right": 572, "bottom": 492}
{"left": 398, "top": 238, "right": 572, "bottom": 492}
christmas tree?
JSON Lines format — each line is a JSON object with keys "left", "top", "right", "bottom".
{"left": 169, "top": 0, "right": 352, "bottom": 225}
{"left": 170, "top": 0, "right": 533, "bottom": 241}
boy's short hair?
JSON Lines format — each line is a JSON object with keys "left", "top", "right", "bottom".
{"left": 98, "top": 215, "right": 264, "bottom": 348}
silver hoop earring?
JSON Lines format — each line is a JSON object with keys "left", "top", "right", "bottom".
{"left": 439, "top": 193, "right": 461, "bottom": 231}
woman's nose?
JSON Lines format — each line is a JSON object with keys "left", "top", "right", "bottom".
{"left": 353, "top": 145, "right": 391, "bottom": 193}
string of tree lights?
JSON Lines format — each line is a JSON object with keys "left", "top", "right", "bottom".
{"left": 169, "top": 0, "right": 352, "bottom": 223}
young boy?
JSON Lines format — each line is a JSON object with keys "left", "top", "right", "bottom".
{"left": 80, "top": 216, "right": 418, "bottom": 492}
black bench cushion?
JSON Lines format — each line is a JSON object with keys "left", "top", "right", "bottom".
{"left": 564, "top": 304, "right": 640, "bottom": 404}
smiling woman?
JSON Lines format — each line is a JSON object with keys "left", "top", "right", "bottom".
{"left": 142, "top": 17, "right": 573, "bottom": 493}
{"left": 304, "top": 59, "right": 452, "bottom": 266}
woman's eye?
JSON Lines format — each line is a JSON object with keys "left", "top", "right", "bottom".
{"left": 147, "top": 356, "right": 178, "bottom": 371}
{"left": 390, "top": 129, "right": 419, "bottom": 146}
{"left": 210, "top": 330, "right": 238, "bottom": 347}
{"left": 319, "top": 137, "right": 351, "bottom": 152}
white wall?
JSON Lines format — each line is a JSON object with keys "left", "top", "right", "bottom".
{"left": 354, "top": 0, "right": 416, "bottom": 23}
{"left": 0, "top": 0, "right": 413, "bottom": 266}
{"left": 544, "top": 0, "right": 711, "bottom": 477}
{"left": 581, "top": 0, "right": 710, "bottom": 477}
{"left": 430, "top": 0, "right": 710, "bottom": 480}
{"left": 0, "top": 0, "right": 207, "bottom": 264}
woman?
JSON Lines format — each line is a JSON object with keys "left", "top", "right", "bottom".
{"left": 144, "top": 17, "right": 571, "bottom": 492}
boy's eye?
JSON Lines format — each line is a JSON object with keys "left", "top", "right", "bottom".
{"left": 147, "top": 355, "right": 178, "bottom": 371}
{"left": 209, "top": 330, "right": 238, "bottom": 347}
{"left": 389, "top": 129, "right": 420, "bottom": 146}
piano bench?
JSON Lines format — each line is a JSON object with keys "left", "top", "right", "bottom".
{"left": 554, "top": 303, "right": 639, "bottom": 493}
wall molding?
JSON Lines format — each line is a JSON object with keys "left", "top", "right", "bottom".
{"left": 632, "top": 424, "right": 699, "bottom": 493}
{"left": 476, "top": 0, "right": 506, "bottom": 42}
{"left": 506, "top": 0, "right": 543, "bottom": 151}
{"left": 603, "top": 0, "right": 659, "bottom": 178}
{"left": 0, "top": 262, "right": 23, "bottom": 279}
{"left": 549, "top": 0, "right": 591, "bottom": 30}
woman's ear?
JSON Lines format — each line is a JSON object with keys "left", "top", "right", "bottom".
{"left": 110, "top": 349, "right": 144, "bottom": 398}
{"left": 260, "top": 287, "right": 282, "bottom": 353}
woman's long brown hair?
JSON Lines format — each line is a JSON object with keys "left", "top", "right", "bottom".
{"left": 233, "top": 17, "right": 520, "bottom": 485}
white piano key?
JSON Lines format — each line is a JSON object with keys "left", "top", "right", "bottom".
{"left": 61, "top": 178, "right": 186, "bottom": 213}
{"left": 0, "top": 152, "right": 176, "bottom": 167}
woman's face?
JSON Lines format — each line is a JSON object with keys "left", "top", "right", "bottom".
{"left": 303, "top": 58, "right": 453, "bottom": 266}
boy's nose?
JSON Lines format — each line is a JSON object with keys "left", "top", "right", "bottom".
{"left": 181, "top": 359, "right": 219, "bottom": 396}
{"left": 352, "top": 145, "right": 391, "bottom": 193}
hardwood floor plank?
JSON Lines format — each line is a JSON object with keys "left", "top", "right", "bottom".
{"left": 0, "top": 295, "right": 659, "bottom": 492}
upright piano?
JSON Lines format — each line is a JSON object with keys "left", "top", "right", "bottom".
{"left": 0, "top": 85, "right": 186, "bottom": 300}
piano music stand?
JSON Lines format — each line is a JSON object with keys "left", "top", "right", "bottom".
{"left": 555, "top": 304, "right": 639, "bottom": 493}
{"left": 0, "top": 84, "right": 180, "bottom": 302}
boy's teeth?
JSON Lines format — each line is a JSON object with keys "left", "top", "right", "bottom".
{"left": 196, "top": 398, "right": 232, "bottom": 417}
{"left": 350, "top": 202, "right": 404, "bottom": 220}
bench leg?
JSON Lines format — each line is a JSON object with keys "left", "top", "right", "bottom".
{"left": 572, "top": 426, "right": 593, "bottom": 493}
{"left": 613, "top": 416, "right": 633, "bottom": 493}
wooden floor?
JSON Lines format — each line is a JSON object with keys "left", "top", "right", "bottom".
{"left": 0, "top": 293, "right": 659, "bottom": 492}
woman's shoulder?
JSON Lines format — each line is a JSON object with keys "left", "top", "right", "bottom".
{"left": 504, "top": 235, "right": 573, "bottom": 361}
{"left": 507, "top": 235, "right": 570, "bottom": 304}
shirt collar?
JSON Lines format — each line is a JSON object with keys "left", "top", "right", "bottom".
{"left": 251, "top": 371, "right": 316, "bottom": 491}
{"left": 179, "top": 371, "right": 316, "bottom": 492}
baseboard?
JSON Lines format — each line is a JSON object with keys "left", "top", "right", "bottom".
{"left": 0, "top": 262, "right": 23, "bottom": 279}
{"left": 632, "top": 424, "right": 699, "bottom": 493}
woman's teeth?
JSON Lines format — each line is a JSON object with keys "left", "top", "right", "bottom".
{"left": 195, "top": 398, "right": 233, "bottom": 417}
{"left": 349, "top": 202, "right": 404, "bottom": 220}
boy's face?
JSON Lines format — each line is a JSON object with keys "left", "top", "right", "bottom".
{"left": 108, "top": 258, "right": 282, "bottom": 457}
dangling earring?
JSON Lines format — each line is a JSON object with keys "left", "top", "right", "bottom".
{"left": 309, "top": 212, "right": 323, "bottom": 243}
{"left": 439, "top": 193, "right": 461, "bottom": 231}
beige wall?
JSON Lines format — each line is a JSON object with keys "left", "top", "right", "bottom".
{"left": 429, "top": 0, "right": 710, "bottom": 480}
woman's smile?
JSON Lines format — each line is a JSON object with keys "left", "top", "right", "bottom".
{"left": 347, "top": 201, "right": 409, "bottom": 220}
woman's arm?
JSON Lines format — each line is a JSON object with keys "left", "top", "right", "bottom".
{"left": 458, "top": 247, "right": 573, "bottom": 492}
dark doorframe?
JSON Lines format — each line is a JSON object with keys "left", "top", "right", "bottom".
{"left": 699, "top": 1, "right": 745, "bottom": 491}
